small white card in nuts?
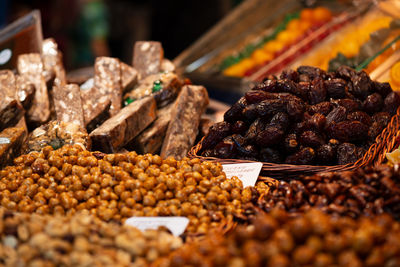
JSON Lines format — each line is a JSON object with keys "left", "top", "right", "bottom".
{"left": 222, "top": 162, "right": 263, "bottom": 187}
{"left": 125, "top": 217, "right": 189, "bottom": 236}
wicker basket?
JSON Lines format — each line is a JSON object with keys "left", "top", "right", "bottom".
{"left": 188, "top": 107, "right": 400, "bottom": 179}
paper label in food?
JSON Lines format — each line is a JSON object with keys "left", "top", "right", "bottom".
{"left": 222, "top": 162, "right": 263, "bottom": 187}
{"left": 0, "top": 49, "right": 12, "bottom": 65}
{"left": 80, "top": 78, "right": 94, "bottom": 91}
{"left": 0, "top": 137, "right": 11, "bottom": 144}
{"left": 125, "top": 217, "right": 189, "bottom": 236}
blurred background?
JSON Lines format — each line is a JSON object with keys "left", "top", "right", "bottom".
{"left": 0, "top": 0, "right": 241, "bottom": 70}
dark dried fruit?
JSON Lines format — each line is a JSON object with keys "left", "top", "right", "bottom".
{"left": 307, "top": 113, "right": 326, "bottom": 132}
{"left": 373, "top": 81, "right": 391, "bottom": 97}
{"left": 245, "top": 90, "right": 270, "bottom": 104}
{"left": 297, "top": 66, "right": 326, "bottom": 80}
{"left": 255, "top": 126, "right": 284, "bottom": 147}
{"left": 260, "top": 148, "right": 282, "bottom": 163}
{"left": 245, "top": 118, "right": 265, "bottom": 143}
{"left": 337, "top": 143, "right": 359, "bottom": 165}
{"left": 331, "top": 99, "right": 361, "bottom": 112}
{"left": 284, "top": 133, "right": 298, "bottom": 153}
{"left": 347, "top": 111, "right": 372, "bottom": 126}
{"left": 317, "top": 144, "right": 336, "bottom": 165}
{"left": 309, "top": 102, "right": 332, "bottom": 115}
{"left": 286, "top": 98, "right": 305, "bottom": 121}
{"left": 350, "top": 71, "right": 373, "bottom": 99}
{"left": 324, "top": 78, "right": 347, "bottom": 99}
{"left": 299, "top": 131, "right": 325, "bottom": 148}
{"left": 329, "top": 121, "right": 368, "bottom": 142}
{"left": 270, "top": 112, "right": 290, "bottom": 132}
{"left": 277, "top": 79, "right": 299, "bottom": 96}
{"left": 308, "top": 78, "right": 326, "bottom": 105}
{"left": 299, "top": 74, "right": 310, "bottom": 82}
{"left": 383, "top": 92, "right": 400, "bottom": 115}
{"left": 232, "top": 121, "right": 248, "bottom": 134}
{"left": 363, "top": 93, "right": 383, "bottom": 114}
{"left": 285, "top": 147, "right": 315, "bottom": 165}
{"left": 243, "top": 104, "right": 259, "bottom": 123}
{"left": 201, "top": 122, "right": 232, "bottom": 150}
{"left": 326, "top": 106, "right": 347, "bottom": 127}
{"left": 224, "top": 97, "right": 247, "bottom": 122}
{"left": 255, "top": 79, "right": 278, "bottom": 92}
{"left": 280, "top": 69, "right": 299, "bottom": 82}
{"left": 256, "top": 99, "right": 286, "bottom": 118}
{"left": 335, "top": 66, "right": 357, "bottom": 81}
{"left": 214, "top": 138, "right": 237, "bottom": 159}
{"left": 368, "top": 112, "right": 391, "bottom": 140}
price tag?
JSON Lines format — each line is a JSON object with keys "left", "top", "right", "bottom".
{"left": 222, "top": 162, "right": 263, "bottom": 187}
{"left": 125, "top": 217, "right": 189, "bottom": 236}
{"left": 0, "top": 138, "right": 10, "bottom": 144}
{"left": 80, "top": 78, "right": 94, "bottom": 91}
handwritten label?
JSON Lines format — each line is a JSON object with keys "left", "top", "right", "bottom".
{"left": 0, "top": 49, "right": 12, "bottom": 65}
{"left": 0, "top": 138, "right": 10, "bottom": 144}
{"left": 222, "top": 162, "right": 263, "bottom": 187}
{"left": 125, "top": 217, "right": 189, "bottom": 236}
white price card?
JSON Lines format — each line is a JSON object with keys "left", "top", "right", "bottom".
{"left": 222, "top": 162, "right": 263, "bottom": 187}
{"left": 0, "top": 138, "right": 10, "bottom": 144}
{"left": 125, "top": 217, "right": 189, "bottom": 236}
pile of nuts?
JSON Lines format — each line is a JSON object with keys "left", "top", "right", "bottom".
{"left": 0, "top": 207, "right": 182, "bottom": 266}
{"left": 155, "top": 208, "right": 400, "bottom": 267}
{"left": 259, "top": 165, "right": 400, "bottom": 219}
{"left": 200, "top": 66, "right": 400, "bottom": 165}
{"left": 0, "top": 144, "right": 265, "bottom": 234}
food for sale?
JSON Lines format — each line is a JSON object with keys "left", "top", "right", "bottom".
{"left": 199, "top": 66, "right": 399, "bottom": 165}
{"left": 259, "top": 164, "right": 400, "bottom": 219}
{"left": 24, "top": 121, "right": 90, "bottom": 153}
{"left": 15, "top": 75, "right": 35, "bottom": 110}
{"left": 94, "top": 57, "right": 123, "bottom": 116}
{"left": 0, "top": 207, "right": 183, "bottom": 266}
{"left": 221, "top": 7, "right": 333, "bottom": 78}
{"left": 124, "top": 72, "right": 183, "bottom": 108}
{"left": 0, "top": 144, "right": 265, "bottom": 234}
{"left": 80, "top": 86, "right": 112, "bottom": 133}
{"left": 133, "top": 41, "right": 164, "bottom": 79}
{"left": 120, "top": 62, "right": 138, "bottom": 93}
{"left": 127, "top": 103, "right": 174, "bottom": 154}
{"left": 90, "top": 97, "right": 157, "bottom": 153}
{"left": 53, "top": 84, "right": 85, "bottom": 128}
{"left": 0, "top": 127, "right": 27, "bottom": 168}
{"left": 296, "top": 10, "right": 392, "bottom": 71}
{"left": 161, "top": 85, "right": 209, "bottom": 160}
{"left": 41, "top": 38, "right": 67, "bottom": 88}
{"left": 0, "top": 70, "right": 24, "bottom": 132}
{"left": 17, "top": 53, "right": 50, "bottom": 126}
{"left": 156, "top": 208, "right": 400, "bottom": 267}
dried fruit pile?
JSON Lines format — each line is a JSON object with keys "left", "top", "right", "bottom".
{"left": 260, "top": 165, "right": 400, "bottom": 219}
{"left": 200, "top": 66, "right": 400, "bottom": 165}
{"left": 0, "top": 144, "right": 266, "bottom": 234}
{"left": 0, "top": 207, "right": 182, "bottom": 266}
{"left": 155, "top": 209, "right": 400, "bottom": 267}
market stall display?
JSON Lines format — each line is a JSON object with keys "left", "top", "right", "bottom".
{"left": 2, "top": 4, "right": 400, "bottom": 266}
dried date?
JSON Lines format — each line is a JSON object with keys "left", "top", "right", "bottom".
{"left": 331, "top": 99, "right": 361, "bottom": 112}
{"left": 324, "top": 78, "right": 347, "bottom": 99}
{"left": 286, "top": 98, "right": 305, "bottom": 121}
{"left": 245, "top": 90, "right": 270, "bottom": 104}
{"left": 383, "top": 92, "right": 400, "bottom": 115}
{"left": 297, "top": 66, "right": 326, "bottom": 80}
{"left": 256, "top": 99, "right": 286, "bottom": 118}
{"left": 280, "top": 69, "right": 299, "bottom": 82}
{"left": 270, "top": 112, "right": 290, "bottom": 132}
{"left": 316, "top": 144, "right": 336, "bottom": 165}
{"left": 254, "top": 79, "right": 278, "bottom": 92}
{"left": 224, "top": 97, "right": 247, "bottom": 122}
{"left": 285, "top": 147, "right": 315, "bottom": 165}
{"left": 201, "top": 121, "right": 231, "bottom": 150}
{"left": 347, "top": 111, "right": 372, "bottom": 126}
{"left": 309, "top": 102, "right": 332, "bottom": 115}
{"left": 363, "top": 93, "right": 383, "bottom": 114}
{"left": 232, "top": 121, "right": 248, "bottom": 134}
{"left": 326, "top": 106, "right": 347, "bottom": 127}
{"left": 350, "top": 71, "right": 373, "bottom": 99}
{"left": 308, "top": 77, "right": 326, "bottom": 105}
{"left": 337, "top": 143, "right": 359, "bottom": 165}
{"left": 329, "top": 121, "right": 368, "bottom": 142}
{"left": 242, "top": 104, "right": 259, "bottom": 123}
{"left": 373, "top": 81, "right": 391, "bottom": 97}
{"left": 299, "top": 131, "right": 325, "bottom": 148}
{"left": 284, "top": 133, "right": 298, "bottom": 153}
{"left": 255, "top": 126, "right": 284, "bottom": 147}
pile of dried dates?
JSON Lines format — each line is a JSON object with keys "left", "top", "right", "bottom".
{"left": 200, "top": 66, "right": 400, "bottom": 165}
